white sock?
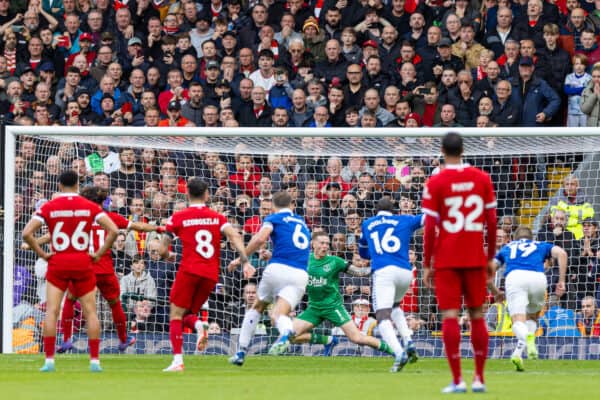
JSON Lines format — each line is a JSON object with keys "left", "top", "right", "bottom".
{"left": 239, "top": 309, "right": 261, "bottom": 350}
{"left": 195, "top": 320, "right": 204, "bottom": 332}
{"left": 526, "top": 320, "right": 537, "bottom": 334}
{"left": 391, "top": 308, "right": 412, "bottom": 344}
{"left": 45, "top": 358, "right": 55, "bottom": 364}
{"left": 275, "top": 315, "right": 293, "bottom": 337}
{"left": 173, "top": 354, "right": 183, "bottom": 365}
{"left": 512, "top": 321, "right": 528, "bottom": 356}
{"left": 378, "top": 319, "right": 403, "bottom": 356}
{"left": 90, "top": 359, "right": 100, "bottom": 365}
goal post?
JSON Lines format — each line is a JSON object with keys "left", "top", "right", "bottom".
{"left": 3, "top": 125, "right": 600, "bottom": 357}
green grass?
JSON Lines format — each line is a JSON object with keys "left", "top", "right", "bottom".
{"left": 1, "top": 355, "right": 598, "bottom": 400}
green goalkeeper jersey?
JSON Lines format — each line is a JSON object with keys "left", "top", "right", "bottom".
{"left": 306, "top": 253, "right": 348, "bottom": 308}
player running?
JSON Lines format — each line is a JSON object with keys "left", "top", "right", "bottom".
{"left": 160, "top": 178, "right": 251, "bottom": 372}
{"left": 358, "top": 198, "right": 423, "bottom": 372}
{"left": 228, "top": 191, "right": 310, "bottom": 366}
{"left": 493, "top": 226, "right": 567, "bottom": 371}
{"left": 54, "top": 185, "right": 161, "bottom": 354}
{"left": 288, "top": 231, "right": 396, "bottom": 358}
{"left": 422, "top": 132, "right": 497, "bottom": 393}
{"left": 22, "top": 170, "right": 119, "bottom": 372}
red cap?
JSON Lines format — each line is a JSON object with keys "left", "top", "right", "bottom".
{"left": 79, "top": 32, "right": 93, "bottom": 42}
{"left": 362, "top": 39, "right": 378, "bottom": 49}
{"left": 405, "top": 112, "right": 421, "bottom": 126}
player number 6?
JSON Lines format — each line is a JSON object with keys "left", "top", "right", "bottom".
{"left": 292, "top": 224, "right": 309, "bottom": 249}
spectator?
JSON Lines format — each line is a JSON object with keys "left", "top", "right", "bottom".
{"left": 581, "top": 63, "right": 600, "bottom": 126}
{"left": 483, "top": 6, "right": 516, "bottom": 59}
{"left": 434, "top": 103, "right": 463, "bottom": 127}
{"left": 302, "top": 16, "right": 326, "bottom": 63}
{"left": 540, "top": 295, "right": 581, "bottom": 336}
{"left": 565, "top": 53, "right": 592, "bottom": 127}
{"left": 451, "top": 22, "right": 485, "bottom": 70}
{"left": 511, "top": 56, "right": 561, "bottom": 126}
{"left": 238, "top": 86, "right": 272, "bottom": 127}
{"left": 120, "top": 255, "right": 157, "bottom": 312}
{"left": 360, "top": 88, "right": 395, "bottom": 126}
{"left": 576, "top": 296, "right": 600, "bottom": 336}
{"left": 549, "top": 174, "right": 595, "bottom": 240}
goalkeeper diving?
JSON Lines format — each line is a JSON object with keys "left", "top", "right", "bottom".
{"left": 286, "top": 231, "right": 395, "bottom": 359}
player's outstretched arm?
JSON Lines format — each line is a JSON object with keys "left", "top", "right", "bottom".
{"left": 346, "top": 263, "right": 371, "bottom": 276}
{"left": 551, "top": 245, "right": 568, "bottom": 297}
{"left": 223, "top": 224, "right": 255, "bottom": 279}
{"left": 93, "top": 214, "right": 119, "bottom": 261}
{"left": 22, "top": 218, "right": 52, "bottom": 260}
{"left": 245, "top": 225, "right": 272, "bottom": 257}
{"left": 130, "top": 221, "right": 164, "bottom": 233}
{"left": 158, "top": 233, "right": 176, "bottom": 261}
{"left": 487, "top": 259, "right": 504, "bottom": 303}
{"left": 20, "top": 233, "right": 51, "bottom": 250}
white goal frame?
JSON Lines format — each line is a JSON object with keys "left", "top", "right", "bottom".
{"left": 3, "top": 125, "right": 598, "bottom": 353}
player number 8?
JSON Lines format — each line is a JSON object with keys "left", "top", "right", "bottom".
{"left": 52, "top": 221, "right": 89, "bottom": 251}
{"left": 292, "top": 224, "right": 309, "bottom": 249}
{"left": 195, "top": 229, "right": 215, "bottom": 258}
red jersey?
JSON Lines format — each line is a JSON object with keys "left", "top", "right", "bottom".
{"left": 422, "top": 164, "right": 497, "bottom": 269}
{"left": 34, "top": 193, "right": 105, "bottom": 270}
{"left": 165, "top": 204, "right": 229, "bottom": 281}
{"left": 90, "top": 211, "right": 131, "bottom": 274}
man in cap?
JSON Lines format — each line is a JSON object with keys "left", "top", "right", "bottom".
{"left": 511, "top": 55, "right": 560, "bottom": 126}
{"left": 159, "top": 99, "right": 193, "bottom": 127}
{"left": 66, "top": 32, "right": 96, "bottom": 71}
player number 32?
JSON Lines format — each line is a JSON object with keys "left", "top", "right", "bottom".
{"left": 443, "top": 194, "right": 484, "bottom": 233}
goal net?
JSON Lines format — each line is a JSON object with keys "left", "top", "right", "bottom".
{"left": 4, "top": 126, "right": 600, "bottom": 359}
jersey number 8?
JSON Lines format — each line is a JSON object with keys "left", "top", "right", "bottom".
{"left": 195, "top": 229, "right": 215, "bottom": 258}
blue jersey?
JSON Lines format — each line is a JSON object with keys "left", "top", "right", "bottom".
{"left": 495, "top": 239, "right": 554, "bottom": 276}
{"left": 262, "top": 208, "right": 311, "bottom": 270}
{"left": 358, "top": 212, "right": 424, "bottom": 271}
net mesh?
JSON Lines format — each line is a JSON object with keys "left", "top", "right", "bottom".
{"left": 8, "top": 130, "right": 600, "bottom": 356}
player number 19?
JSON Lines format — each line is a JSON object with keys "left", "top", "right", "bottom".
{"left": 443, "top": 195, "right": 484, "bottom": 233}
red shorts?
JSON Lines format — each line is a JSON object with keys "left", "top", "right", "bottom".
{"left": 434, "top": 267, "right": 488, "bottom": 310}
{"left": 95, "top": 273, "right": 121, "bottom": 302}
{"left": 170, "top": 270, "right": 216, "bottom": 314}
{"left": 47, "top": 268, "right": 96, "bottom": 299}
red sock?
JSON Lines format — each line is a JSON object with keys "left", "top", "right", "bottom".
{"left": 470, "top": 317, "right": 489, "bottom": 383}
{"left": 183, "top": 314, "right": 199, "bottom": 330}
{"left": 43, "top": 336, "right": 56, "bottom": 359}
{"left": 170, "top": 319, "right": 183, "bottom": 355}
{"left": 89, "top": 338, "right": 100, "bottom": 360}
{"left": 110, "top": 300, "right": 128, "bottom": 343}
{"left": 442, "top": 318, "right": 462, "bottom": 384}
{"left": 61, "top": 297, "right": 76, "bottom": 342}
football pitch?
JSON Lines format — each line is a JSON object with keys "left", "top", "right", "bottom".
{"left": 1, "top": 355, "right": 598, "bottom": 399}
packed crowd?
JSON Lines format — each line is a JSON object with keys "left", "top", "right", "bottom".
{"left": 10, "top": 133, "right": 600, "bottom": 341}
{"left": 6, "top": 0, "right": 600, "bottom": 345}
{"left": 1, "top": 0, "right": 600, "bottom": 129}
